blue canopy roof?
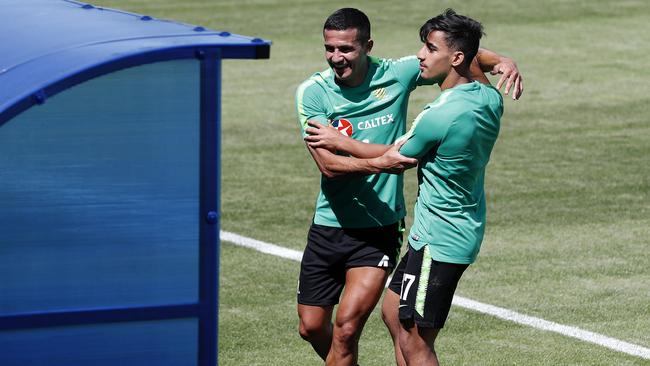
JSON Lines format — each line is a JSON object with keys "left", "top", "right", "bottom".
{"left": 0, "top": 0, "right": 271, "bottom": 124}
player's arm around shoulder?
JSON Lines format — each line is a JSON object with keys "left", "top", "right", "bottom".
{"left": 387, "top": 55, "right": 423, "bottom": 90}
{"left": 473, "top": 48, "right": 524, "bottom": 100}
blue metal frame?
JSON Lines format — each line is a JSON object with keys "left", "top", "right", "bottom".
{"left": 198, "top": 48, "right": 222, "bottom": 366}
{"left": 0, "top": 304, "right": 199, "bottom": 331}
{"left": 0, "top": 44, "right": 256, "bottom": 366}
{"left": 0, "top": 44, "right": 270, "bottom": 127}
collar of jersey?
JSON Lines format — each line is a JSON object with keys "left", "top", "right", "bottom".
{"left": 325, "top": 56, "right": 379, "bottom": 93}
{"left": 424, "top": 81, "right": 481, "bottom": 110}
{"left": 437, "top": 80, "right": 481, "bottom": 99}
{"left": 449, "top": 80, "right": 480, "bottom": 92}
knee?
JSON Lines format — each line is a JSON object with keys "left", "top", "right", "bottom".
{"left": 381, "top": 290, "right": 399, "bottom": 327}
{"left": 332, "top": 317, "right": 362, "bottom": 346}
{"left": 298, "top": 316, "right": 328, "bottom": 341}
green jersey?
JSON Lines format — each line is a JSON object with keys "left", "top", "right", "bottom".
{"left": 296, "top": 56, "right": 421, "bottom": 228}
{"left": 399, "top": 81, "right": 503, "bottom": 264}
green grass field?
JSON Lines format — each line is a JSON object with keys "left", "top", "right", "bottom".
{"left": 96, "top": 1, "right": 650, "bottom": 364}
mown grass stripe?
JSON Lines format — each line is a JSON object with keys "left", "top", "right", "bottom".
{"left": 220, "top": 230, "right": 650, "bottom": 360}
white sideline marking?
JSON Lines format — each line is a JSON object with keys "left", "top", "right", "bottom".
{"left": 220, "top": 230, "right": 650, "bottom": 360}
{"left": 220, "top": 230, "right": 303, "bottom": 262}
{"left": 451, "top": 297, "right": 650, "bottom": 360}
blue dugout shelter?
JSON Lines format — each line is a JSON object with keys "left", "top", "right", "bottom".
{"left": 0, "top": 1, "right": 270, "bottom": 365}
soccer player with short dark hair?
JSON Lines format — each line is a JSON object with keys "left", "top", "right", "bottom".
{"left": 376, "top": 9, "right": 502, "bottom": 365}
{"left": 296, "top": 8, "right": 519, "bottom": 365}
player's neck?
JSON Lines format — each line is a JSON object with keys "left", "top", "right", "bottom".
{"left": 439, "top": 67, "right": 472, "bottom": 91}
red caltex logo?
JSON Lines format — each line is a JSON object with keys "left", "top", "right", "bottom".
{"left": 331, "top": 118, "right": 353, "bottom": 137}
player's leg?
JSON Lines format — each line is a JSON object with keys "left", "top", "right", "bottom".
{"left": 396, "top": 245, "right": 468, "bottom": 365}
{"left": 297, "top": 223, "right": 347, "bottom": 361}
{"left": 326, "top": 222, "right": 402, "bottom": 366}
{"left": 382, "top": 251, "right": 410, "bottom": 366}
{"left": 382, "top": 289, "right": 407, "bottom": 366}
{"left": 326, "top": 266, "right": 389, "bottom": 366}
{"left": 399, "top": 323, "right": 440, "bottom": 365}
{"left": 297, "top": 304, "right": 334, "bottom": 360}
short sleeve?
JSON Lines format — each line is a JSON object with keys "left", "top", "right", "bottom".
{"left": 295, "top": 79, "right": 329, "bottom": 137}
{"left": 398, "top": 108, "right": 449, "bottom": 158}
{"left": 389, "top": 55, "right": 435, "bottom": 91}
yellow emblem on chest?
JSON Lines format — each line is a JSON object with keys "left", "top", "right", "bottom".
{"left": 372, "top": 87, "right": 387, "bottom": 100}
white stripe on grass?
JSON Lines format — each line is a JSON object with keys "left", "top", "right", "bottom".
{"left": 220, "top": 230, "right": 650, "bottom": 360}
{"left": 451, "top": 296, "right": 650, "bottom": 360}
{"left": 220, "top": 230, "right": 303, "bottom": 262}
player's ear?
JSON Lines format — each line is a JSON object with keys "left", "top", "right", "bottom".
{"left": 365, "top": 39, "right": 374, "bottom": 54}
{"left": 451, "top": 51, "right": 464, "bottom": 67}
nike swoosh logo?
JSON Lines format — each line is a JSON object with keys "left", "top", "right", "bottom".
{"left": 333, "top": 102, "right": 354, "bottom": 112}
{"left": 399, "top": 304, "right": 408, "bottom": 308}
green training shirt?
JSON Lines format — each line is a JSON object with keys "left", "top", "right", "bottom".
{"left": 399, "top": 81, "right": 503, "bottom": 264}
{"left": 296, "top": 55, "right": 422, "bottom": 228}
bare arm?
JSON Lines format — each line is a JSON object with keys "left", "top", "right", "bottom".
{"left": 474, "top": 48, "right": 524, "bottom": 100}
{"left": 372, "top": 143, "right": 418, "bottom": 173}
{"left": 306, "top": 144, "right": 368, "bottom": 179}
{"left": 304, "top": 121, "right": 392, "bottom": 158}
{"left": 469, "top": 55, "right": 492, "bottom": 86}
{"left": 305, "top": 129, "right": 417, "bottom": 179}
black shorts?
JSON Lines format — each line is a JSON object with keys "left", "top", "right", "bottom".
{"left": 297, "top": 221, "right": 403, "bottom": 306}
{"left": 388, "top": 245, "right": 468, "bottom": 329}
